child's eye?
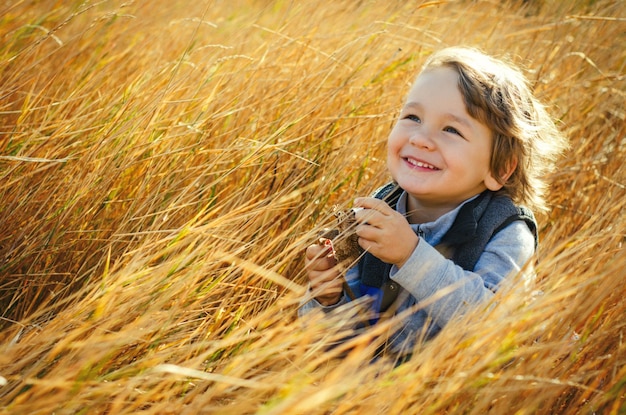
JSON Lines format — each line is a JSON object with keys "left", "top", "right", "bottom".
{"left": 404, "top": 114, "right": 421, "bottom": 123}
{"left": 444, "top": 126, "right": 463, "bottom": 137}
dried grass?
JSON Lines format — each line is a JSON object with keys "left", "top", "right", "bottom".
{"left": 0, "top": 0, "right": 624, "bottom": 413}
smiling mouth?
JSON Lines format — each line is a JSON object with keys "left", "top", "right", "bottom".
{"left": 405, "top": 158, "right": 439, "bottom": 170}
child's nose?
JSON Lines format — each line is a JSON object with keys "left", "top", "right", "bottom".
{"left": 409, "top": 127, "right": 436, "bottom": 150}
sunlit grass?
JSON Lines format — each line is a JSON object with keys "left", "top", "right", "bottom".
{"left": 0, "top": 0, "right": 624, "bottom": 413}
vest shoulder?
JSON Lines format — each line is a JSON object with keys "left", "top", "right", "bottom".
{"left": 487, "top": 193, "right": 538, "bottom": 246}
{"left": 371, "top": 182, "right": 403, "bottom": 207}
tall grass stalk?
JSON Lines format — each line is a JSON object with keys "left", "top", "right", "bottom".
{"left": 0, "top": 0, "right": 624, "bottom": 413}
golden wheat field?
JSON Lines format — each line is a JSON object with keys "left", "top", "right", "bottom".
{"left": 0, "top": 0, "right": 624, "bottom": 413}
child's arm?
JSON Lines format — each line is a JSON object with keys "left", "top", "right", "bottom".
{"left": 352, "top": 196, "right": 534, "bottom": 328}
{"left": 390, "top": 220, "right": 535, "bottom": 326}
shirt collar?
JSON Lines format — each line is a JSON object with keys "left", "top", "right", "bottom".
{"left": 395, "top": 191, "right": 479, "bottom": 246}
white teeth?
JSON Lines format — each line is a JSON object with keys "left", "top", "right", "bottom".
{"left": 407, "top": 158, "right": 436, "bottom": 169}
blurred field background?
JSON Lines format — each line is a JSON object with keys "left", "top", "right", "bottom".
{"left": 0, "top": 0, "right": 624, "bottom": 413}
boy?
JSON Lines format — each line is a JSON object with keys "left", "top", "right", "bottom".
{"left": 299, "top": 47, "right": 567, "bottom": 355}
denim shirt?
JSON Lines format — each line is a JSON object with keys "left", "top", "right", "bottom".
{"left": 299, "top": 191, "right": 535, "bottom": 354}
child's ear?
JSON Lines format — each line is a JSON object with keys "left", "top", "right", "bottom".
{"left": 485, "top": 157, "right": 518, "bottom": 191}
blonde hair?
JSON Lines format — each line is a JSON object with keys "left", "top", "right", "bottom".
{"left": 421, "top": 47, "right": 568, "bottom": 212}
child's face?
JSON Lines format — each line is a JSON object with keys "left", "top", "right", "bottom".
{"left": 387, "top": 67, "right": 502, "bottom": 213}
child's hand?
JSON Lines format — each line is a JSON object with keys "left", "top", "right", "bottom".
{"left": 304, "top": 242, "right": 343, "bottom": 306}
{"left": 353, "top": 197, "right": 419, "bottom": 268}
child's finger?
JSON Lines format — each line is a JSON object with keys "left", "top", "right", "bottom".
{"left": 305, "top": 243, "right": 331, "bottom": 260}
{"left": 354, "top": 197, "right": 394, "bottom": 214}
{"left": 353, "top": 208, "right": 379, "bottom": 227}
{"left": 309, "top": 268, "right": 343, "bottom": 299}
{"left": 305, "top": 244, "right": 337, "bottom": 271}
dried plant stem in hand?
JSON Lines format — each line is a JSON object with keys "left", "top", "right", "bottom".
{"left": 319, "top": 208, "right": 364, "bottom": 267}
{"left": 319, "top": 208, "right": 365, "bottom": 301}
